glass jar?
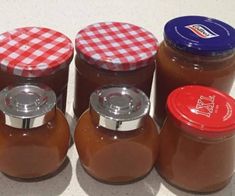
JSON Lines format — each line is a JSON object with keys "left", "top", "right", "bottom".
{"left": 0, "top": 27, "right": 74, "bottom": 113}
{"left": 74, "top": 86, "right": 159, "bottom": 184}
{"left": 157, "top": 85, "right": 235, "bottom": 193}
{"left": 0, "top": 84, "right": 70, "bottom": 179}
{"left": 74, "top": 22, "right": 158, "bottom": 118}
{"left": 154, "top": 16, "right": 235, "bottom": 126}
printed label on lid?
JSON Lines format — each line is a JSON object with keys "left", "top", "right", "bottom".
{"left": 194, "top": 95, "right": 215, "bottom": 117}
{"left": 224, "top": 103, "right": 233, "bottom": 121}
{"left": 185, "top": 24, "right": 219, "bottom": 39}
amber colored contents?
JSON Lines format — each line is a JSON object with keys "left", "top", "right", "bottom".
{"left": 0, "top": 58, "right": 72, "bottom": 113}
{"left": 73, "top": 55, "right": 155, "bottom": 118}
{"left": 74, "top": 110, "right": 159, "bottom": 184}
{"left": 154, "top": 41, "right": 235, "bottom": 126}
{"left": 0, "top": 109, "right": 70, "bottom": 179}
{"left": 157, "top": 117, "right": 235, "bottom": 193}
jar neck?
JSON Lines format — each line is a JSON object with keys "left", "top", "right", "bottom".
{"left": 90, "top": 107, "right": 100, "bottom": 127}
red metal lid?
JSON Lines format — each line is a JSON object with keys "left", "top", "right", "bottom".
{"left": 0, "top": 27, "right": 73, "bottom": 77}
{"left": 75, "top": 22, "right": 158, "bottom": 71}
{"left": 167, "top": 85, "right": 235, "bottom": 137}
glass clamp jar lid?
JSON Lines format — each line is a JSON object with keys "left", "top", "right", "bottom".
{"left": 90, "top": 85, "right": 150, "bottom": 131}
{"left": 0, "top": 84, "right": 56, "bottom": 129}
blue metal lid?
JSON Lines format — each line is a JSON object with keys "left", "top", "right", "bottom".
{"left": 164, "top": 16, "right": 235, "bottom": 55}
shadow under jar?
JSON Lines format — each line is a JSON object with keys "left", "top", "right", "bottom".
{"left": 74, "top": 86, "right": 159, "bottom": 184}
{"left": 0, "top": 84, "right": 70, "bottom": 179}
{"left": 0, "top": 27, "right": 74, "bottom": 113}
{"left": 74, "top": 22, "right": 158, "bottom": 118}
{"left": 155, "top": 16, "right": 235, "bottom": 126}
{"left": 157, "top": 85, "right": 235, "bottom": 193}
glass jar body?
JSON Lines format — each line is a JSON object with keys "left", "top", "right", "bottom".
{"left": 74, "top": 110, "right": 159, "bottom": 184}
{"left": 73, "top": 55, "right": 155, "bottom": 118}
{"left": 0, "top": 108, "right": 70, "bottom": 179}
{"left": 154, "top": 41, "right": 235, "bottom": 126}
{"left": 157, "top": 116, "right": 235, "bottom": 193}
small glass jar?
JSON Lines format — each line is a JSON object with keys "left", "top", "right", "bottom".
{"left": 74, "top": 86, "right": 159, "bottom": 184}
{"left": 157, "top": 85, "right": 235, "bottom": 193}
{"left": 0, "top": 84, "right": 70, "bottom": 179}
{"left": 0, "top": 27, "right": 74, "bottom": 113}
{"left": 154, "top": 16, "right": 235, "bottom": 126}
{"left": 74, "top": 22, "right": 158, "bottom": 118}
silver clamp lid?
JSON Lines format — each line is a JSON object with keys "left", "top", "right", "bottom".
{"left": 90, "top": 86, "right": 150, "bottom": 131}
{"left": 0, "top": 84, "right": 56, "bottom": 129}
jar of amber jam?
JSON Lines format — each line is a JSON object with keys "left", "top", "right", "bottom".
{"left": 157, "top": 85, "right": 235, "bottom": 193}
{"left": 155, "top": 16, "right": 235, "bottom": 126}
{"left": 74, "top": 22, "right": 158, "bottom": 118}
{"left": 0, "top": 27, "right": 74, "bottom": 112}
{"left": 0, "top": 84, "right": 70, "bottom": 179}
{"left": 74, "top": 86, "right": 159, "bottom": 184}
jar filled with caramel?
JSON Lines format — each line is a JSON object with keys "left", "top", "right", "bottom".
{"left": 154, "top": 16, "right": 235, "bottom": 126}
{"left": 74, "top": 22, "right": 158, "bottom": 118}
{"left": 74, "top": 86, "right": 159, "bottom": 184}
{"left": 157, "top": 85, "right": 235, "bottom": 193}
{"left": 0, "top": 84, "right": 70, "bottom": 179}
{"left": 0, "top": 27, "right": 74, "bottom": 112}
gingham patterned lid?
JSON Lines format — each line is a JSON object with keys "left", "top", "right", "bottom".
{"left": 0, "top": 27, "right": 74, "bottom": 77}
{"left": 75, "top": 22, "right": 158, "bottom": 71}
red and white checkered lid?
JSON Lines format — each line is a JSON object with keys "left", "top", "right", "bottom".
{"left": 75, "top": 22, "right": 158, "bottom": 71}
{"left": 0, "top": 27, "right": 74, "bottom": 77}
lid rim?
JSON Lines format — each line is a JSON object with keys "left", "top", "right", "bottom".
{"left": 169, "top": 111, "right": 235, "bottom": 133}
{"left": 0, "top": 53, "right": 73, "bottom": 74}
{"left": 91, "top": 103, "right": 150, "bottom": 122}
{"left": 77, "top": 51, "right": 156, "bottom": 71}
{"left": 165, "top": 34, "right": 235, "bottom": 55}
{"left": 167, "top": 113, "right": 235, "bottom": 140}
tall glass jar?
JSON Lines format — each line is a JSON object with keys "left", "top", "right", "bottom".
{"left": 154, "top": 16, "right": 235, "bottom": 126}
{"left": 0, "top": 27, "right": 74, "bottom": 112}
{"left": 157, "top": 85, "right": 235, "bottom": 193}
{"left": 74, "top": 22, "right": 158, "bottom": 118}
{"left": 74, "top": 86, "right": 159, "bottom": 184}
{"left": 0, "top": 84, "right": 70, "bottom": 179}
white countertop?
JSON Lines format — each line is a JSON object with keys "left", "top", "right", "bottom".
{"left": 0, "top": 0, "right": 235, "bottom": 195}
